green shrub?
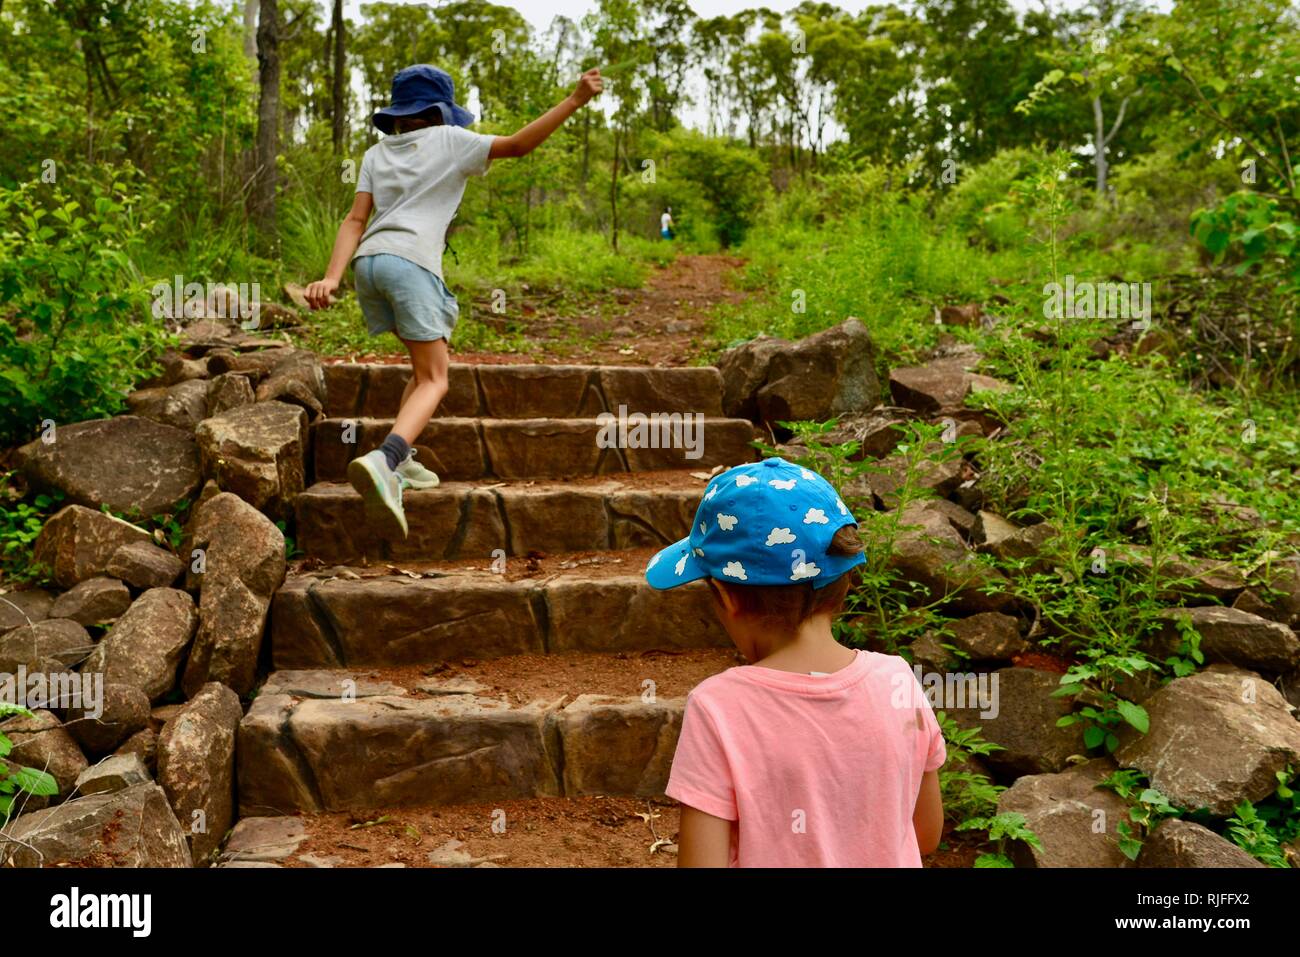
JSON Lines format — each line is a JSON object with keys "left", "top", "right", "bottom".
{"left": 0, "top": 175, "right": 169, "bottom": 445}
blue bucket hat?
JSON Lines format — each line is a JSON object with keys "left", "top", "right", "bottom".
{"left": 373, "top": 65, "right": 475, "bottom": 134}
{"left": 646, "top": 458, "right": 866, "bottom": 591}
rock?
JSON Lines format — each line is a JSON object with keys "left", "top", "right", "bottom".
{"left": 1112, "top": 547, "right": 1247, "bottom": 603}
{"left": 105, "top": 541, "right": 185, "bottom": 590}
{"left": 1236, "top": 557, "right": 1300, "bottom": 626}
{"left": 552, "top": 695, "right": 683, "bottom": 797}
{"left": 48, "top": 576, "right": 132, "bottom": 626}
{"left": 221, "top": 815, "right": 307, "bottom": 863}
{"left": 157, "top": 682, "right": 242, "bottom": 865}
{"left": 113, "top": 727, "right": 158, "bottom": 773}
{"left": 1138, "top": 819, "right": 1265, "bottom": 868}
{"left": 856, "top": 445, "right": 964, "bottom": 507}
{"left": 65, "top": 682, "right": 151, "bottom": 757}
{"left": 596, "top": 367, "right": 725, "bottom": 418}
{"left": 75, "top": 753, "right": 152, "bottom": 795}
{"left": 889, "top": 356, "right": 1009, "bottom": 413}
{"left": 718, "top": 334, "right": 790, "bottom": 420}
{"left": 0, "top": 709, "right": 87, "bottom": 797}
{"left": 0, "top": 588, "right": 54, "bottom": 635}
{"left": 237, "top": 692, "right": 559, "bottom": 814}
{"left": 778, "top": 410, "right": 914, "bottom": 465}
{"left": 997, "top": 759, "right": 1132, "bottom": 867}
{"left": 206, "top": 372, "right": 256, "bottom": 416}
{"left": 0, "top": 783, "right": 192, "bottom": 868}
{"left": 1115, "top": 666, "right": 1300, "bottom": 815}
{"left": 258, "top": 671, "right": 407, "bottom": 698}
{"left": 0, "top": 618, "right": 92, "bottom": 673}
{"left": 126, "top": 378, "right": 210, "bottom": 430}
{"left": 194, "top": 401, "right": 307, "bottom": 518}
{"left": 1147, "top": 606, "right": 1300, "bottom": 674}
{"left": 254, "top": 351, "right": 326, "bottom": 419}
{"left": 939, "top": 303, "right": 982, "bottom": 328}
{"left": 138, "top": 349, "right": 208, "bottom": 388}
{"left": 948, "top": 668, "right": 1086, "bottom": 777}
{"left": 755, "top": 319, "right": 881, "bottom": 425}
{"left": 425, "top": 838, "right": 506, "bottom": 867}
{"left": 32, "top": 506, "right": 153, "bottom": 588}
{"left": 908, "top": 633, "right": 956, "bottom": 672}
{"left": 972, "top": 511, "right": 1057, "bottom": 565}
{"left": 83, "top": 587, "right": 198, "bottom": 701}
{"left": 947, "top": 612, "right": 1028, "bottom": 661}
{"left": 888, "top": 503, "right": 1013, "bottom": 614}
{"left": 283, "top": 282, "right": 310, "bottom": 310}
{"left": 16, "top": 416, "right": 201, "bottom": 517}
{"left": 182, "top": 493, "right": 286, "bottom": 696}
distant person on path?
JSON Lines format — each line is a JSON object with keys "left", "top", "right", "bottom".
{"left": 305, "top": 64, "right": 603, "bottom": 537}
{"left": 645, "top": 458, "right": 946, "bottom": 867}
{"left": 660, "top": 206, "right": 674, "bottom": 240}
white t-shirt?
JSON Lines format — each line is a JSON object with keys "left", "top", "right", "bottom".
{"left": 354, "top": 125, "right": 495, "bottom": 279}
{"left": 661, "top": 212, "right": 672, "bottom": 230}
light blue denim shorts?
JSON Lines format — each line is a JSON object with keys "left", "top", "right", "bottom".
{"left": 354, "top": 253, "right": 459, "bottom": 343}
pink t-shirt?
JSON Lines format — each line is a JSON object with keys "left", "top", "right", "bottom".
{"left": 666, "top": 650, "right": 946, "bottom": 867}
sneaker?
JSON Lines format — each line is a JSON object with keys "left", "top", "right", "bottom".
{"left": 346, "top": 449, "right": 408, "bottom": 538}
{"left": 396, "top": 451, "right": 440, "bottom": 489}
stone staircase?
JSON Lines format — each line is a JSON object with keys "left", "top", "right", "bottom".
{"left": 235, "top": 362, "right": 758, "bottom": 835}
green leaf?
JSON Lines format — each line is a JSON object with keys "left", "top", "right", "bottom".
{"left": 1116, "top": 699, "right": 1149, "bottom": 734}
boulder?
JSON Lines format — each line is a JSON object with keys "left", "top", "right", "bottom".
{"left": 997, "top": 759, "right": 1132, "bottom": 867}
{"left": 718, "top": 333, "right": 788, "bottom": 420}
{"left": 0, "top": 618, "right": 92, "bottom": 673}
{"left": 1147, "top": 606, "right": 1300, "bottom": 674}
{"left": 16, "top": 416, "right": 201, "bottom": 516}
{"left": 48, "top": 576, "right": 132, "bottom": 626}
{"left": 157, "top": 682, "right": 243, "bottom": 864}
{"left": 0, "top": 783, "right": 192, "bottom": 868}
{"left": 126, "top": 378, "right": 210, "bottom": 430}
{"left": 1138, "top": 819, "right": 1265, "bottom": 868}
{"left": 113, "top": 727, "right": 158, "bottom": 774}
{"left": 65, "top": 682, "right": 151, "bottom": 757}
{"left": 755, "top": 319, "right": 881, "bottom": 424}
{"left": 137, "top": 349, "right": 208, "bottom": 388}
{"left": 973, "top": 512, "right": 1058, "bottom": 566}
{"left": 83, "top": 587, "right": 198, "bottom": 701}
{"left": 889, "top": 356, "right": 1008, "bottom": 413}
{"left": 105, "top": 541, "right": 185, "bottom": 590}
{"left": 946, "top": 612, "right": 1028, "bottom": 661}
{"left": 0, "top": 588, "right": 54, "bottom": 635}
{"left": 220, "top": 815, "right": 307, "bottom": 864}
{"left": 0, "top": 709, "right": 87, "bottom": 798}
{"left": 888, "top": 503, "right": 1013, "bottom": 614}
{"left": 194, "top": 401, "right": 307, "bottom": 518}
{"left": 948, "top": 667, "right": 1086, "bottom": 777}
{"left": 74, "top": 753, "right": 152, "bottom": 795}
{"left": 1115, "top": 666, "right": 1300, "bottom": 815}
{"left": 908, "top": 632, "right": 956, "bottom": 672}
{"left": 32, "top": 506, "right": 152, "bottom": 588}
{"left": 254, "top": 351, "right": 326, "bottom": 419}
{"left": 1235, "top": 557, "right": 1300, "bottom": 625}
{"left": 182, "top": 493, "right": 286, "bottom": 696}
{"left": 206, "top": 372, "right": 256, "bottom": 416}
{"left": 855, "top": 445, "right": 965, "bottom": 507}
{"left": 778, "top": 410, "right": 914, "bottom": 465}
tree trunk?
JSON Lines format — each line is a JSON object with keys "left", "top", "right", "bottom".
{"left": 242, "top": 0, "right": 258, "bottom": 61}
{"left": 609, "top": 127, "right": 620, "bottom": 252}
{"left": 330, "top": 0, "right": 346, "bottom": 153}
{"left": 1092, "top": 96, "right": 1108, "bottom": 197}
{"left": 252, "top": 0, "right": 281, "bottom": 242}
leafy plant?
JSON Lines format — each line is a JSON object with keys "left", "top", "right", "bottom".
{"left": 0, "top": 703, "right": 59, "bottom": 822}
{"left": 1100, "top": 769, "right": 1183, "bottom": 861}
{"left": 956, "top": 811, "right": 1043, "bottom": 868}
{"left": 935, "top": 711, "right": 1005, "bottom": 822}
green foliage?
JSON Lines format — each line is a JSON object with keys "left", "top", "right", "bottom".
{"left": 1192, "top": 192, "right": 1300, "bottom": 289}
{"left": 956, "top": 811, "right": 1042, "bottom": 868}
{"left": 0, "top": 176, "right": 168, "bottom": 445}
{"left": 0, "top": 703, "right": 59, "bottom": 822}
{"left": 935, "top": 711, "right": 1005, "bottom": 824}
{"left": 0, "top": 472, "right": 60, "bottom": 584}
{"left": 1100, "top": 769, "right": 1183, "bottom": 861}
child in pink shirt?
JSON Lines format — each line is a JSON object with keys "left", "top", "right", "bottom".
{"left": 645, "top": 457, "right": 946, "bottom": 867}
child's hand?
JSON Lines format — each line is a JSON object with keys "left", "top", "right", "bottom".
{"left": 304, "top": 277, "right": 339, "bottom": 310}
{"left": 571, "top": 69, "right": 603, "bottom": 106}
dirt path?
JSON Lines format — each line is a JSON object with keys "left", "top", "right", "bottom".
{"left": 329, "top": 253, "right": 749, "bottom": 369}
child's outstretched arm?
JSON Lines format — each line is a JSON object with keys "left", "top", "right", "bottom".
{"left": 305, "top": 190, "right": 374, "bottom": 309}
{"left": 489, "top": 68, "right": 603, "bottom": 160}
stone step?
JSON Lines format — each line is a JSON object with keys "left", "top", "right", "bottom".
{"left": 294, "top": 471, "right": 706, "bottom": 563}
{"left": 323, "top": 362, "right": 726, "bottom": 419}
{"left": 272, "top": 548, "right": 727, "bottom": 668}
{"left": 311, "top": 416, "right": 757, "bottom": 483}
{"left": 236, "top": 650, "right": 737, "bottom": 815}
{"left": 218, "top": 795, "right": 684, "bottom": 867}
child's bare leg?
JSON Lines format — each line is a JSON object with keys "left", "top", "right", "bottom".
{"left": 391, "top": 337, "right": 449, "bottom": 443}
